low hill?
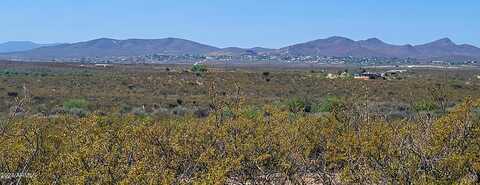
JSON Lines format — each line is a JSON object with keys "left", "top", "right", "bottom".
{"left": 4, "top": 38, "right": 220, "bottom": 59}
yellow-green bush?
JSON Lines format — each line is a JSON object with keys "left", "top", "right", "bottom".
{"left": 1, "top": 98, "right": 479, "bottom": 184}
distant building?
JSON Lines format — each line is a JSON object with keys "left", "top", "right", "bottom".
{"left": 95, "top": 64, "right": 113, "bottom": 68}
{"left": 354, "top": 72, "right": 384, "bottom": 80}
{"left": 354, "top": 76, "right": 370, "bottom": 80}
{"left": 385, "top": 69, "right": 407, "bottom": 74}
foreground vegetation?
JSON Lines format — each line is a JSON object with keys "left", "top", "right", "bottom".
{"left": 1, "top": 61, "right": 480, "bottom": 184}
{"left": 1, "top": 96, "right": 479, "bottom": 184}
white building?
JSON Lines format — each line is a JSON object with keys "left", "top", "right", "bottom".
{"left": 95, "top": 64, "right": 113, "bottom": 68}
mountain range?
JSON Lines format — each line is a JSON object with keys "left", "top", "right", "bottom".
{"left": 2, "top": 38, "right": 219, "bottom": 59}
{"left": 278, "top": 37, "right": 480, "bottom": 59}
{"left": 1, "top": 36, "right": 479, "bottom": 60}
{"left": 0, "top": 41, "right": 61, "bottom": 53}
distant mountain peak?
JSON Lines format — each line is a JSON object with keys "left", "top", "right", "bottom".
{"left": 325, "top": 36, "right": 354, "bottom": 42}
{"left": 438, "top": 37, "right": 453, "bottom": 42}
{"left": 165, "top": 37, "right": 180, "bottom": 40}
{"left": 90, "top": 38, "right": 116, "bottom": 42}
{"left": 364, "top": 38, "right": 384, "bottom": 44}
{"left": 86, "top": 38, "right": 118, "bottom": 44}
{"left": 429, "top": 38, "right": 455, "bottom": 46}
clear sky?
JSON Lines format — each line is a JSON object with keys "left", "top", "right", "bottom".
{"left": 1, "top": 0, "right": 478, "bottom": 48}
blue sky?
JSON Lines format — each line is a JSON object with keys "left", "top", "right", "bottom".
{"left": 1, "top": 0, "right": 478, "bottom": 48}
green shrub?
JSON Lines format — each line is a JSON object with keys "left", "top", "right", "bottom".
{"left": 315, "top": 96, "right": 344, "bottom": 112}
{"left": 221, "top": 107, "right": 235, "bottom": 118}
{"left": 119, "top": 104, "right": 132, "bottom": 114}
{"left": 63, "top": 99, "right": 89, "bottom": 110}
{"left": 0, "top": 69, "right": 19, "bottom": 76}
{"left": 413, "top": 100, "right": 438, "bottom": 112}
{"left": 286, "top": 98, "right": 305, "bottom": 113}
{"left": 191, "top": 64, "right": 207, "bottom": 74}
{"left": 242, "top": 106, "right": 262, "bottom": 119}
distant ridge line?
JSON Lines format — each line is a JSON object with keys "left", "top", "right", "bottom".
{"left": 1, "top": 36, "right": 479, "bottom": 60}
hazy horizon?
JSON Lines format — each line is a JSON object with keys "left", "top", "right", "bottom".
{"left": 1, "top": 0, "right": 478, "bottom": 48}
